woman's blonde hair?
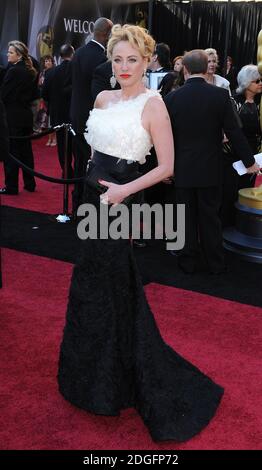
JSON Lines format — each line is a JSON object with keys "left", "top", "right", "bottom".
{"left": 8, "top": 40, "right": 37, "bottom": 77}
{"left": 205, "top": 48, "right": 218, "bottom": 62}
{"left": 107, "top": 24, "right": 155, "bottom": 61}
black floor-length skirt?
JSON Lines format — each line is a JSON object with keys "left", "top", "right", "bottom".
{"left": 58, "top": 151, "right": 224, "bottom": 442}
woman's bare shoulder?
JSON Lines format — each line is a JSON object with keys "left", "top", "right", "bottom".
{"left": 143, "top": 94, "right": 168, "bottom": 120}
{"left": 94, "top": 90, "right": 121, "bottom": 109}
{"left": 146, "top": 93, "right": 164, "bottom": 107}
{"left": 141, "top": 94, "right": 169, "bottom": 134}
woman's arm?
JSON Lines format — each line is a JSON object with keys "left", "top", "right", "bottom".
{"left": 93, "top": 89, "right": 113, "bottom": 109}
{"left": 100, "top": 96, "right": 174, "bottom": 204}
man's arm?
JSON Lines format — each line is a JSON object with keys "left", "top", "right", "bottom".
{"left": 223, "top": 94, "right": 257, "bottom": 170}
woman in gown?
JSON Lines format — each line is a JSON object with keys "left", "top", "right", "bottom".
{"left": 58, "top": 24, "right": 224, "bottom": 442}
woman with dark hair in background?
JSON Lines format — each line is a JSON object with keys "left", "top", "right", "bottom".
{"left": 173, "top": 55, "right": 183, "bottom": 72}
{"left": 172, "top": 55, "right": 185, "bottom": 85}
{"left": 159, "top": 70, "right": 182, "bottom": 97}
{"left": 225, "top": 56, "right": 238, "bottom": 92}
{"left": 37, "top": 55, "right": 57, "bottom": 145}
{"left": 0, "top": 41, "right": 37, "bottom": 195}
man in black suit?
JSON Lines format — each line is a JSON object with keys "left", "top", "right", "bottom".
{"left": 42, "top": 44, "right": 75, "bottom": 178}
{"left": 164, "top": 49, "right": 260, "bottom": 274}
{"left": 148, "top": 43, "right": 172, "bottom": 73}
{"left": 70, "top": 17, "right": 113, "bottom": 211}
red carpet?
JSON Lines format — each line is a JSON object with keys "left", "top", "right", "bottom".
{"left": 1, "top": 248, "right": 261, "bottom": 450}
{"left": 0, "top": 136, "right": 73, "bottom": 214}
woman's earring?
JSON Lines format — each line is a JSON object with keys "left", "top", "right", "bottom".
{"left": 110, "top": 73, "right": 117, "bottom": 88}
{"left": 142, "top": 70, "right": 147, "bottom": 86}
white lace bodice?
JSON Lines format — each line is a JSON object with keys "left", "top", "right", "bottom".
{"left": 84, "top": 89, "right": 161, "bottom": 164}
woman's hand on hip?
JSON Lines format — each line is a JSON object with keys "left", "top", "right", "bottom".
{"left": 98, "top": 180, "right": 130, "bottom": 206}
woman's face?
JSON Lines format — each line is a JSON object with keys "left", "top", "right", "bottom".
{"left": 207, "top": 54, "right": 218, "bottom": 75}
{"left": 44, "top": 58, "right": 53, "bottom": 69}
{"left": 247, "top": 77, "right": 262, "bottom": 95}
{"left": 226, "top": 57, "right": 232, "bottom": 68}
{"left": 7, "top": 46, "right": 21, "bottom": 64}
{"left": 173, "top": 58, "right": 183, "bottom": 72}
{"left": 112, "top": 40, "right": 148, "bottom": 89}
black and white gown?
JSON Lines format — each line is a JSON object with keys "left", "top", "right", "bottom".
{"left": 58, "top": 90, "right": 223, "bottom": 442}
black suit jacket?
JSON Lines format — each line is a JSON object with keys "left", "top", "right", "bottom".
{"left": 0, "top": 66, "right": 7, "bottom": 87}
{"left": 0, "top": 94, "right": 9, "bottom": 162}
{"left": 0, "top": 60, "right": 35, "bottom": 128}
{"left": 42, "top": 59, "right": 72, "bottom": 126}
{"left": 70, "top": 41, "right": 107, "bottom": 133}
{"left": 164, "top": 77, "right": 255, "bottom": 187}
{"left": 91, "top": 60, "right": 120, "bottom": 101}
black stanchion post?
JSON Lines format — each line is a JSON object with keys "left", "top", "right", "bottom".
{"left": 63, "top": 124, "right": 69, "bottom": 214}
{"left": 56, "top": 124, "right": 71, "bottom": 223}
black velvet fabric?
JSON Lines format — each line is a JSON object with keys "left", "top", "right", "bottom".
{"left": 58, "top": 153, "right": 224, "bottom": 442}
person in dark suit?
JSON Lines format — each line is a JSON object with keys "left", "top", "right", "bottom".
{"left": 148, "top": 43, "right": 172, "bottom": 73}
{"left": 164, "top": 49, "right": 260, "bottom": 274}
{"left": 0, "top": 92, "right": 9, "bottom": 286}
{"left": 0, "top": 65, "right": 7, "bottom": 87}
{"left": 225, "top": 56, "right": 238, "bottom": 93}
{"left": 0, "top": 93, "right": 9, "bottom": 162}
{"left": 0, "top": 93, "right": 8, "bottom": 287}
{"left": 42, "top": 44, "right": 75, "bottom": 178}
{"left": 70, "top": 17, "right": 113, "bottom": 212}
{"left": 0, "top": 41, "right": 37, "bottom": 195}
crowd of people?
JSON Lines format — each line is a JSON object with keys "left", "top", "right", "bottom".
{"left": 0, "top": 18, "right": 261, "bottom": 443}
{"left": 0, "top": 20, "right": 260, "bottom": 209}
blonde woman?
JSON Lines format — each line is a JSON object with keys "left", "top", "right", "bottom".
{"left": 205, "top": 48, "right": 231, "bottom": 93}
{"left": 58, "top": 25, "right": 223, "bottom": 442}
{"left": 0, "top": 41, "right": 37, "bottom": 194}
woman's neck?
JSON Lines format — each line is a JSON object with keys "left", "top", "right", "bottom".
{"left": 120, "top": 84, "right": 147, "bottom": 100}
{"left": 245, "top": 89, "right": 255, "bottom": 103}
{"left": 206, "top": 73, "right": 215, "bottom": 84}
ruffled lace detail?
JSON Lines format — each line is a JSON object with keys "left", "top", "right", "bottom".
{"left": 84, "top": 89, "right": 161, "bottom": 164}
